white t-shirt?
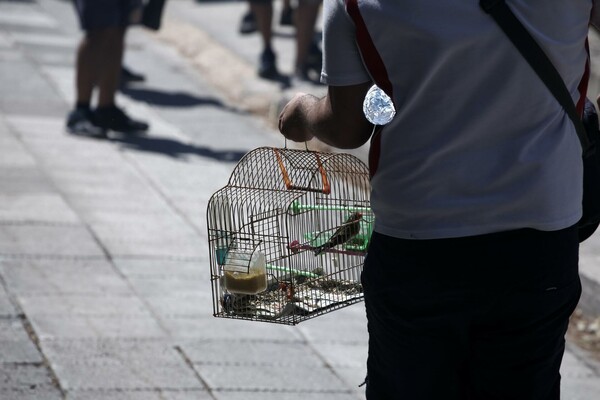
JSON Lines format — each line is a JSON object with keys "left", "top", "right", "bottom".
{"left": 322, "top": 0, "right": 597, "bottom": 239}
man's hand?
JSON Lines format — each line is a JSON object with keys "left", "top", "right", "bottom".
{"left": 278, "top": 93, "right": 317, "bottom": 143}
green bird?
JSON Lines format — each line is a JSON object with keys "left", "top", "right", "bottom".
{"left": 314, "top": 212, "right": 363, "bottom": 256}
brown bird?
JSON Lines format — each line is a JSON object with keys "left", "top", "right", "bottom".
{"left": 314, "top": 212, "right": 362, "bottom": 256}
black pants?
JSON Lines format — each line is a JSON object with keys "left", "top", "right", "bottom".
{"left": 361, "top": 227, "right": 581, "bottom": 400}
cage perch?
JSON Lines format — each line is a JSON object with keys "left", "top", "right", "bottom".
{"left": 289, "top": 200, "right": 372, "bottom": 215}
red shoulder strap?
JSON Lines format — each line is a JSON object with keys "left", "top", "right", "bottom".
{"left": 344, "top": 0, "right": 393, "bottom": 178}
{"left": 577, "top": 38, "right": 590, "bottom": 116}
{"left": 345, "top": 0, "right": 393, "bottom": 98}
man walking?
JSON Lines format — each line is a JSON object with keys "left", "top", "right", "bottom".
{"left": 66, "top": 0, "right": 149, "bottom": 137}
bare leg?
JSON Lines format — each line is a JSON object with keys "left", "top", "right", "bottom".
{"left": 95, "top": 27, "right": 125, "bottom": 108}
{"left": 69, "top": 28, "right": 118, "bottom": 135}
{"left": 88, "top": 27, "right": 148, "bottom": 133}
{"left": 249, "top": 1, "right": 279, "bottom": 78}
{"left": 75, "top": 32, "right": 102, "bottom": 105}
{"left": 75, "top": 27, "right": 125, "bottom": 108}
{"left": 249, "top": 1, "right": 273, "bottom": 49}
{"left": 294, "top": 0, "right": 320, "bottom": 73}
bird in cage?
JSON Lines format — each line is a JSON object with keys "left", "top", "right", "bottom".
{"left": 314, "top": 212, "right": 363, "bottom": 256}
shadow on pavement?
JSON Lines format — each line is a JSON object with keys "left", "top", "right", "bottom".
{"left": 111, "top": 134, "right": 248, "bottom": 162}
{"left": 120, "top": 86, "right": 240, "bottom": 110}
{"left": 259, "top": 73, "right": 292, "bottom": 89}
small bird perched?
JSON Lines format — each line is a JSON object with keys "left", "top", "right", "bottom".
{"left": 314, "top": 212, "right": 362, "bottom": 256}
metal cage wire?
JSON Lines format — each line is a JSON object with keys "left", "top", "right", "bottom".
{"left": 207, "top": 147, "right": 373, "bottom": 325}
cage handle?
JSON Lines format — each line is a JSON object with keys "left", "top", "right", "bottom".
{"left": 273, "top": 148, "right": 331, "bottom": 194}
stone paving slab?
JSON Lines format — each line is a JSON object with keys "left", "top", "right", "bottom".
{"left": 332, "top": 367, "right": 367, "bottom": 398}
{"left": 138, "top": 293, "right": 213, "bottom": 318}
{"left": 297, "top": 305, "right": 369, "bottom": 345}
{"left": 0, "top": 194, "right": 80, "bottom": 224}
{"left": 52, "top": 363, "right": 202, "bottom": 391}
{"left": 94, "top": 235, "right": 206, "bottom": 260}
{"left": 0, "top": 0, "right": 598, "bottom": 398}
{"left": 0, "top": 318, "right": 42, "bottom": 364}
{"left": 0, "top": 285, "right": 17, "bottom": 317}
{"left": 41, "top": 338, "right": 180, "bottom": 364}
{"left": 309, "top": 342, "right": 368, "bottom": 369}
{"left": 0, "top": 128, "right": 37, "bottom": 168}
{"left": 0, "top": 59, "right": 64, "bottom": 106}
{"left": 40, "top": 338, "right": 210, "bottom": 396}
{"left": 213, "top": 392, "right": 361, "bottom": 400}
{"left": 29, "top": 314, "right": 166, "bottom": 341}
{"left": 18, "top": 294, "right": 154, "bottom": 317}
{"left": 125, "top": 274, "right": 209, "bottom": 299}
{"left": 64, "top": 390, "right": 213, "bottom": 400}
{"left": 8, "top": 31, "right": 77, "bottom": 48}
{"left": 160, "top": 315, "right": 303, "bottom": 341}
{"left": 195, "top": 362, "right": 349, "bottom": 393}
{"left": 0, "top": 388, "right": 64, "bottom": 400}
{"left": 0, "top": 224, "right": 105, "bottom": 258}
{"left": 561, "top": 348, "right": 600, "bottom": 399}
{"left": 0, "top": 166, "right": 56, "bottom": 196}
{"left": 0, "top": 6, "right": 58, "bottom": 29}
{"left": 0, "top": 363, "right": 56, "bottom": 391}
{"left": 180, "top": 338, "right": 322, "bottom": 366}
{"left": 113, "top": 258, "right": 207, "bottom": 277}
{"left": 0, "top": 259, "right": 132, "bottom": 296}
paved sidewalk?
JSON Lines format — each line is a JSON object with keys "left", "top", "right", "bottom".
{"left": 0, "top": 0, "right": 598, "bottom": 399}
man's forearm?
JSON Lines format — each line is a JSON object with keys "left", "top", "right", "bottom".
{"left": 279, "top": 82, "right": 374, "bottom": 149}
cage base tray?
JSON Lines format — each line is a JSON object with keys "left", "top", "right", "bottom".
{"left": 220, "top": 280, "right": 363, "bottom": 323}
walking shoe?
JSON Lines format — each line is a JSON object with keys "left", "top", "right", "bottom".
{"left": 239, "top": 10, "right": 257, "bottom": 35}
{"left": 258, "top": 48, "right": 279, "bottom": 79}
{"left": 65, "top": 108, "right": 106, "bottom": 137}
{"left": 95, "top": 106, "right": 149, "bottom": 134}
{"left": 279, "top": 6, "right": 294, "bottom": 26}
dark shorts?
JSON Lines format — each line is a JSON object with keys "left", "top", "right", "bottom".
{"left": 361, "top": 226, "right": 581, "bottom": 399}
{"left": 73, "top": 0, "right": 139, "bottom": 30}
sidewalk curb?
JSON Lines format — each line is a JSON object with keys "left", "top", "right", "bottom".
{"left": 150, "top": 8, "right": 333, "bottom": 152}
{"left": 581, "top": 273, "right": 600, "bottom": 315}
{"left": 154, "top": 16, "right": 291, "bottom": 125}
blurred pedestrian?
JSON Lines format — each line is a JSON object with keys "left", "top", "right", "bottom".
{"left": 120, "top": 0, "right": 169, "bottom": 86}
{"left": 279, "top": 0, "right": 597, "bottom": 398}
{"left": 66, "top": 0, "right": 149, "bottom": 136}
{"left": 239, "top": 0, "right": 293, "bottom": 35}
{"left": 245, "top": 0, "right": 322, "bottom": 82}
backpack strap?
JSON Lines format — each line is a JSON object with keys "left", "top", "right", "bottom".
{"left": 479, "top": 0, "right": 592, "bottom": 152}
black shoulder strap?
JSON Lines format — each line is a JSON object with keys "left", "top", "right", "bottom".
{"left": 479, "top": 0, "right": 591, "bottom": 151}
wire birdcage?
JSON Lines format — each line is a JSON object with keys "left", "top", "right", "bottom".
{"left": 207, "top": 147, "right": 373, "bottom": 325}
